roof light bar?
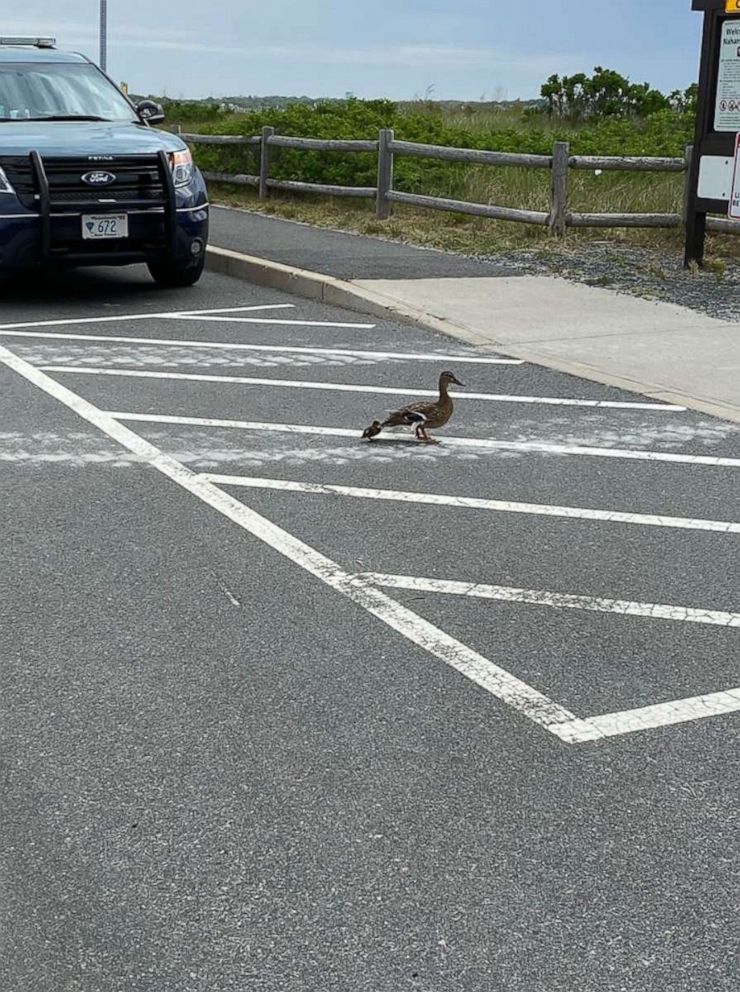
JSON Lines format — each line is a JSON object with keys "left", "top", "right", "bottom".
{"left": 0, "top": 37, "right": 57, "bottom": 49}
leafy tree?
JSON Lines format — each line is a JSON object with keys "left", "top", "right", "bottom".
{"left": 541, "top": 67, "right": 671, "bottom": 120}
{"left": 669, "top": 83, "right": 698, "bottom": 115}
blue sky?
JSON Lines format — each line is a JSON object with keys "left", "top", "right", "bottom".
{"left": 11, "top": 1, "right": 702, "bottom": 100}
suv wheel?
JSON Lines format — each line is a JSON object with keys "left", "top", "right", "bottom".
{"left": 148, "top": 256, "right": 204, "bottom": 288}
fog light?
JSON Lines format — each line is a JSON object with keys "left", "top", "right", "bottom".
{"left": 190, "top": 239, "right": 204, "bottom": 257}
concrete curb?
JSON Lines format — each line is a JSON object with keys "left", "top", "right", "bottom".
{"left": 205, "top": 244, "right": 740, "bottom": 425}
{"left": 205, "top": 245, "right": 489, "bottom": 343}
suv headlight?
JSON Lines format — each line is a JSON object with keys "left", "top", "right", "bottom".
{"left": 0, "top": 166, "right": 16, "bottom": 195}
{"left": 168, "top": 149, "right": 194, "bottom": 188}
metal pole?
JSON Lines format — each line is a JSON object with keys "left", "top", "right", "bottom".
{"left": 99, "top": 0, "right": 108, "bottom": 72}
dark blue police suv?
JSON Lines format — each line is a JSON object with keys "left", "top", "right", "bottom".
{"left": 0, "top": 37, "right": 209, "bottom": 286}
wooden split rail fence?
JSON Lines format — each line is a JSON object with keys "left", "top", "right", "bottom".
{"left": 177, "top": 125, "right": 738, "bottom": 237}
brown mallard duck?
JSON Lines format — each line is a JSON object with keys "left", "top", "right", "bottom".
{"left": 362, "top": 370, "right": 464, "bottom": 444}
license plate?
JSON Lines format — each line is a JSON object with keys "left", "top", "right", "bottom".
{"left": 81, "top": 214, "right": 129, "bottom": 240}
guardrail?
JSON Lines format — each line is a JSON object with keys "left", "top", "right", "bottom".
{"left": 176, "top": 125, "right": 737, "bottom": 237}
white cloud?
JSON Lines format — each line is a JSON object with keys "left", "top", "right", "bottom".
{"left": 111, "top": 37, "right": 582, "bottom": 73}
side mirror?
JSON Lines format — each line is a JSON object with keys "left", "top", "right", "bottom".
{"left": 136, "top": 100, "right": 165, "bottom": 126}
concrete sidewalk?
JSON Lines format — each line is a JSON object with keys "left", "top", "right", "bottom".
{"left": 208, "top": 205, "right": 740, "bottom": 423}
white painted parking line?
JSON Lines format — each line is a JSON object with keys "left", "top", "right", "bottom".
{"left": 5, "top": 342, "right": 740, "bottom": 745}
{"left": 552, "top": 688, "right": 740, "bottom": 743}
{"left": 172, "top": 316, "right": 379, "bottom": 329}
{"left": 362, "top": 573, "right": 740, "bottom": 628}
{"left": 198, "top": 473, "right": 740, "bottom": 534}
{"left": 0, "top": 343, "right": 580, "bottom": 742}
{"left": 177, "top": 314, "right": 367, "bottom": 325}
{"left": 0, "top": 328, "right": 522, "bottom": 366}
{"left": 0, "top": 329, "right": 386, "bottom": 355}
{"left": 42, "top": 366, "right": 684, "bottom": 411}
{"left": 107, "top": 413, "right": 740, "bottom": 467}
{"left": 178, "top": 305, "right": 298, "bottom": 316}
{"left": 6, "top": 314, "right": 375, "bottom": 332}
{"left": 0, "top": 304, "right": 298, "bottom": 333}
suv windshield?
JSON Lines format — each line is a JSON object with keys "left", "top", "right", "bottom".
{"left": 0, "top": 61, "right": 137, "bottom": 122}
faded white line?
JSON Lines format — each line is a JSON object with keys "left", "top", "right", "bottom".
{"left": 362, "top": 573, "right": 740, "bottom": 628}
{"left": 198, "top": 473, "right": 740, "bottom": 535}
{"left": 110, "top": 412, "right": 361, "bottom": 438}
{"left": 0, "top": 329, "right": 522, "bottom": 366}
{"left": 551, "top": 689, "right": 740, "bottom": 743}
{"left": 0, "top": 304, "right": 297, "bottom": 333}
{"left": 164, "top": 315, "right": 524, "bottom": 364}
{"left": 106, "top": 413, "right": 740, "bottom": 467}
{"left": 0, "top": 343, "right": 578, "bottom": 740}
{"left": 41, "top": 366, "right": 684, "bottom": 411}
{"left": 0, "top": 329, "right": 375, "bottom": 355}
{"left": 9, "top": 314, "right": 374, "bottom": 331}
{"left": 168, "top": 316, "right": 379, "bottom": 329}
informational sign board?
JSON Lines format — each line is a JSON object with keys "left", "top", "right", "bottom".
{"left": 728, "top": 133, "right": 740, "bottom": 217}
{"left": 715, "top": 19, "right": 740, "bottom": 129}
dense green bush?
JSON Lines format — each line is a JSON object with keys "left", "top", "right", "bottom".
{"left": 167, "top": 97, "right": 695, "bottom": 199}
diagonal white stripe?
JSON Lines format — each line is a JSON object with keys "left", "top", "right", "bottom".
{"left": 0, "top": 344, "right": 579, "bottom": 739}
{"left": 5, "top": 345, "right": 740, "bottom": 745}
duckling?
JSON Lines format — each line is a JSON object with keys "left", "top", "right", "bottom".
{"left": 362, "top": 420, "right": 383, "bottom": 441}
{"left": 362, "top": 371, "right": 464, "bottom": 444}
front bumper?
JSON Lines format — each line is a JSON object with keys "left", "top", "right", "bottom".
{"left": 0, "top": 151, "right": 209, "bottom": 270}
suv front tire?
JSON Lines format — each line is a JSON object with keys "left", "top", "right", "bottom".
{"left": 147, "top": 256, "right": 204, "bottom": 288}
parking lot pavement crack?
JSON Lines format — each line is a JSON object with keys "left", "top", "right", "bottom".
{"left": 218, "top": 582, "right": 242, "bottom": 608}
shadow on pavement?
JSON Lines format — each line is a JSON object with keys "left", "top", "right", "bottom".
{"left": 0, "top": 265, "right": 162, "bottom": 308}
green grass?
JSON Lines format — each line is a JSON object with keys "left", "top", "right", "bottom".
{"left": 209, "top": 182, "right": 685, "bottom": 256}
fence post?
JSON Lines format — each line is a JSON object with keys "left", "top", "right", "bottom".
{"left": 376, "top": 128, "right": 394, "bottom": 219}
{"left": 682, "top": 144, "right": 693, "bottom": 227}
{"left": 549, "top": 141, "right": 569, "bottom": 237}
{"left": 259, "top": 126, "right": 274, "bottom": 200}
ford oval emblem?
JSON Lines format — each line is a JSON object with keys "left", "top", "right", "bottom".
{"left": 81, "top": 170, "right": 117, "bottom": 186}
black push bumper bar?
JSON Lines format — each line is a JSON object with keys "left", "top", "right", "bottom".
{"left": 25, "top": 149, "right": 178, "bottom": 265}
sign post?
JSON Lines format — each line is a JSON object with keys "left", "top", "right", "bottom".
{"left": 685, "top": 0, "right": 740, "bottom": 266}
{"left": 99, "top": 0, "right": 108, "bottom": 72}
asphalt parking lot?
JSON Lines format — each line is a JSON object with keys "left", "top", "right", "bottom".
{"left": 2, "top": 264, "right": 740, "bottom": 991}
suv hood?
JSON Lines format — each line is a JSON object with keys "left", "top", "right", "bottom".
{"left": 0, "top": 121, "right": 184, "bottom": 158}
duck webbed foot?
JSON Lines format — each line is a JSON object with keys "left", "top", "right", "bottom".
{"left": 415, "top": 427, "right": 439, "bottom": 444}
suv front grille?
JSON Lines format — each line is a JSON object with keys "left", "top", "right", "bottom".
{"left": 2, "top": 154, "right": 167, "bottom": 210}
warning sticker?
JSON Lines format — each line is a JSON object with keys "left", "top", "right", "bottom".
{"left": 728, "top": 134, "right": 740, "bottom": 219}
{"left": 716, "top": 20, "right": 740, "bottom": 131}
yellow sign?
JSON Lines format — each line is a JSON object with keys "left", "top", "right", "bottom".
{"left": 727, "top": 0, "right": 740, "bottom": 14}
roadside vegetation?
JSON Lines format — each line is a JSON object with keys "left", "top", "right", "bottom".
{"left": 153, "top": 69, "right": 737, "bottom": 261}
